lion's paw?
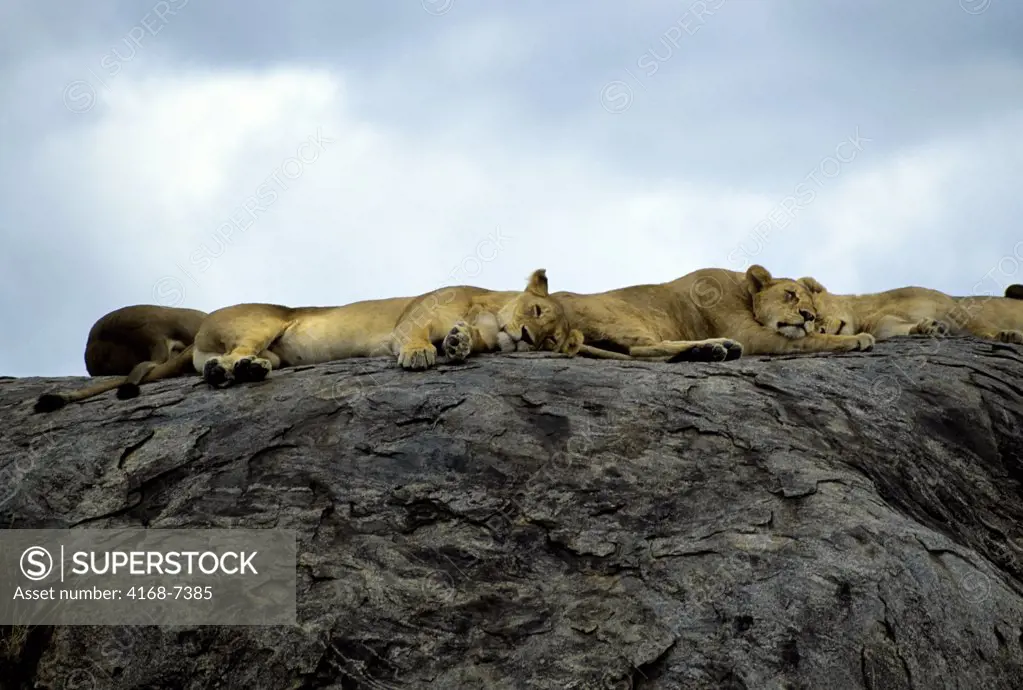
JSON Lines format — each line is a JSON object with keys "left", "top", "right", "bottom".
{"left": 706, "top": 343, "right": 730, "bottom": 362}
{"left": 911, "top": 318, "right": 949, "bottom": 337}
{"left": 202, "top": 358, "right": 231, "bottom": 387}
{"left": 997, "top": 329, "right": 1023, "bottom": 344}
{"left": 443, "top": 321, "right": 473, "bottom": 362}
{"left": 720, "top": 339, "right": 743, "bottom": 361}
{"left": 667, "top": 339, "right": 736, "bottom": 363}
{"left": 853, "top": 333, "right": 875, "bottom": 351}
{"left": 233, "top": 357, "right": 272, "bottom": 383}
{"left": 398, "top": 343, "right": 437, "bottom": 370}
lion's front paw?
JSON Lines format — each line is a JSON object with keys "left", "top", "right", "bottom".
{"left": 667, "top": 338, "right": 741, "bottom": 363}
{"left": 442, "top": 321, "right": 473, "bottom": 362}
{"left": 398, "top": 343, "right": 437, "bottom": 370}
{"left": 705, "top": 343, "right": 730, "bottom": 362}
{"left": 853, "top": 333, "right": 875, "bottom": 351}
{"left": 233, "top": 357, "right": 272, "bottom": 383}
{"left": 720, "top": 339, "right": 743, "bottom": 361}
{"left": 666, "top": 341, "right": 719, "bottom": 363}
{"left": 911, "top": 318, "right": 949, "bottom": 337}
{"left": 997, "top": 329, "right": 1023, "bottom": 344}
{"left": 202, "top": 358, "right": 231, "bottom": 387}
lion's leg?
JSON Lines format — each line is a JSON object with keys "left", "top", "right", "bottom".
{"left": 392, "top": 294, "right": 471, "bottom": 370}
{"left": 259, "top": 349, "right": 282, "bottom": 369}
{"left": 961, "top": 316, "right": 1023, "bottom": 344}
{"left": 572, "top": 325, "right": 743, "bottom": 363}
{"left": 392, "top": 320, "right": 438, "bottom": 370}
{"left": 575, "top": 344, "right": 638, "bottom": 361}
{"left": 868, "top": 314, "right": 950, "bottom": 340}
{"left": 740, "top": 329, "right": 875, "bottom": 355}
{"left": 202, "top": 323, "right": 287, "bottom": 386}
{"left": 973, "top": 326, "right": 1023, "bottom": 344}
{"left": 797, "top": 333, "right": 875, "bottom": 353}
{"left": 629, "top": 338, "right": 744, "bottom": 362}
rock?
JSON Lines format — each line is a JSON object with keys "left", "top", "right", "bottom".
{"left": 1, "top": 336, "right": 1023, "bottom": 689}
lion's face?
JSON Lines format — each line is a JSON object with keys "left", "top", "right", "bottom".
{"left": 793, "top": 277, "right": 853, "bottom": 335}
{"left": 746, "top": 265, "right": 819, "bottom": 339}
{"left": 802, "top": 289, "right": 850, "bottom": 335}
{"left": 497, "top": 269, "right": 584, "bottom": 355}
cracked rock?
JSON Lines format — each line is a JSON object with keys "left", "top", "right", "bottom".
{"left": 1, "top": 337, "right": 1023, "bottom": 688}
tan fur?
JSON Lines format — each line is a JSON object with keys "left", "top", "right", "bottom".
{"left": 133, "top": 269, "right": 581, "bottom": 388}
{"left": 551, "top": 265, "right": 875, "bottom": 363}
{"left": 391, "top": 269, "right": 583, "bottom": 370}
{"left": 33, "top": 305, "right": 208, "bottom": 413}
{"left": 808, "top": 281, "right": 1023, "bottom": 344}
{"left": 803, "top": 283, "right": 956, "bottom": 340}
{"left": 945, "top": 285, "right": 1023, "bottom": 344}
{"left": 189, "top": 296, "right": 416, "bottom": 387}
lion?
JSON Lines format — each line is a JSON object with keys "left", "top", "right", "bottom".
{"left": 808, "top": 281, "right": 1023, "bottom": 344}
{"left": 33, "top": 305, "right": 208, "bottom": 413}
{"left": 944, "top": 284, "right": 1023, "bottom": 343}
{"left": 119, "top": 268, "right": 582, "bottom": 392}
{"left": 801, "top": 282, "right": 955, "bottom": 341}
{"left": 390, "top": 268, "right": 584, "bottom": 370}
{"left": 549, "top": 264, "right": 875, "bottom": 363}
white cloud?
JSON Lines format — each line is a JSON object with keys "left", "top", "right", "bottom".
{"left": 13, "top": 59, "right": 1023, "bottom": 375}
{"left": 775, "top": 112, "right": 1023, "bottom": 293}
{"left": 35, "top": 65, "right": 782, "bottom": 312}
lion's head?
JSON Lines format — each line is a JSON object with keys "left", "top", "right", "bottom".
{"left": 496, "top": 269, "right": 584, "bottom": 355}
{"left": 794, "top": 277, "right": 854, "bottom": 335}
{"left": 746, "top": 265, "right": 821, "bottom": 339}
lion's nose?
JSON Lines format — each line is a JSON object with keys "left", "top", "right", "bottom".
{"left": 520, "top": 327, "right": 534, "bottom": 345}
{"left": 799, "top": 310, "right": 815, "bottom": 322}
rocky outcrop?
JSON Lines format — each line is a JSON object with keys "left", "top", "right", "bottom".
{"left": 2, "top": 336, "right": 1023, "bottom": 689}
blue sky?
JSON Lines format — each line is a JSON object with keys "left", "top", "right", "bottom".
{"left": 3, "top": 0, "right": 1022, "bottom": 376}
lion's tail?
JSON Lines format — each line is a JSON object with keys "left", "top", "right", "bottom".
{"left": 33, "top": 375, "right": 130, "bottom": 413}
{"left": 33, "top": 345, "right": 196, "bottom": 413}
{"left": 115, "top": 345, "right": 197, "bottom": 400}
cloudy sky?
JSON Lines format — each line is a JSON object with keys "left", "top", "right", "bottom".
{"left": 3, "top": 0, "right": 1022, "bottom": 376}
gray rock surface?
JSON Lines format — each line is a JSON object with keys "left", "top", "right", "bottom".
{"left": 2, "top": 335, "right": 1023, "bottom": 689}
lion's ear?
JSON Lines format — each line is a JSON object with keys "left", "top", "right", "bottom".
{"left": 526, "top": 268, "right": 549, "bottom": 297}
{"left": 798, "top": 276, "right": 826, "bottom": 294}
{"left": 561, "top": 329, "right": 584, "bottom": 356}
{"left": 746, "top": 265, "right": 773, "bottom": 293}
